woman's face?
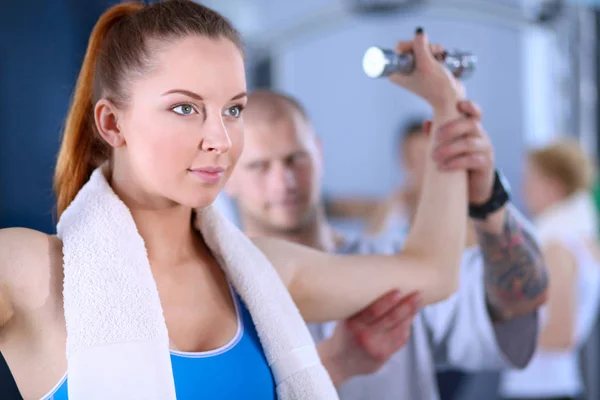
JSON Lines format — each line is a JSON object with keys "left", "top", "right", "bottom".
{"left": 522, "top": 159, "right": 565, "bottom": 215}
{"left": 103, "top": 35, "right": 247, "bottom": 209}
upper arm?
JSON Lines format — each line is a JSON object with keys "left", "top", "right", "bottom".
{"left": 0, "top": 228, "right": 58, "bottom": 333}
{"left": 252, "top": 236, "right": 454, "bottom": 324}
{"left": 539, "top": 241, "right": 577, "bottom": 350}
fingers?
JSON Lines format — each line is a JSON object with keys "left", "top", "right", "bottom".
{"left": 427, "top": 101, "right": 483, "bottom": 142}
{"left": 345, "top": 293, "right": 419, "bottom": 363}
{"left": 354, "top": 312, "right": 415, "bottom": 362}
{"left": 434, "top": 135, "right": 492, "bottom": 170}
{"left": 440, "top": 153, "right": 490, "bottom": 171}
{"left": 395, "top": 40, "right": 414, "bottom": 54}
{"left": 394, "top": 28, "right": 441, "bottom": 65}
{"left": 350, "top": 291, "right": 419, "bottom": 333}
{"left": 430, "top": 43, "right": 444, "bottom": 55}
{"left": 384, "top": 320, "right": 413, "bottom": 352}
{"left": 436, "top": 118, "right": 480, "bottom": 143}
{"left": 426, "top": 99, "right": 482, "bottom": 140}
{"left": 350, "top": 290, "right": 405, "bottom": 325}
{"left": 432, "top": 114, "right": 493, "bottom": 172}
{"left": 430, "top": 44, "right": 446, "bottom": 61}
{"left": 390, "top": 28, "right": 459, "bottom": 106}
{"left": 375, "top": 292, "right": 419, "bottom": 331}
{"left": 458, "top": 100, "right": 482, "bottom": 119}
{"left": 369, "top": 311, "right": 416, "bottom": 360}
{"left": 349, "top": 290, "right": 419, "bottom": 329}
{"left": 433, "top": 133, "right": 486, "bottom": 162}
{"left": 412, "top": 28, "right": 436, "bottom": 66}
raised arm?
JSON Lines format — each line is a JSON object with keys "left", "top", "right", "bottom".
{"left": 254, "top": 30, "right": 467, "bottom": 323}
{"left": 430, "top": 99, "right": 548, "bottom": 321}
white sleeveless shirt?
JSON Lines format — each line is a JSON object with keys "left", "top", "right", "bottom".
{"left": 500, "top": 192, "right": 600, "bottom": 398}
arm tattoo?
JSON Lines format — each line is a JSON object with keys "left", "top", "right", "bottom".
{"left": 476, "top": 208, "right": 549, "bottom": 321}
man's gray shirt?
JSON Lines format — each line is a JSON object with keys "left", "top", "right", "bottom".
{"left": 307, "top": 235, "right": 538, "bottom": 400}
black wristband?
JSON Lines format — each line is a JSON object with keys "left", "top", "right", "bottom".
{"left": 468, "top": 170, "right": 510, "bottom": 220}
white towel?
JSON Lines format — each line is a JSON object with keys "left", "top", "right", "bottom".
{"left": 535, "top": 190, "right": 598, "bottom": 244}
{"left": 57, "top": 166, "right": 339, "bottom": 399}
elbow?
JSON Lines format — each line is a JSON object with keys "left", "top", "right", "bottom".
{"left": 510, "top": 288, "right": 549, "bottom": 317}
{"left": 434, "top": 272, "right": 460, "bottom": 303}
{"left": 540, "top": 330, "right": 576, "bottom": 351}
{"left": 426, "top": 260, "right": 460, "bottom": 304}
{"left": 543, "top": 337, "right": 575, "bottom": 351}
{"left": 555, "top": 338, "right": 576, "bottom": 351}
{"left": 507, "top": 282, "right": 550, "bottom": 320}
{"left": 401, "top": 245, "right": 462, "bottom": 304}
{"left": 433, "top": 252, "right": 462, "bottom": 299}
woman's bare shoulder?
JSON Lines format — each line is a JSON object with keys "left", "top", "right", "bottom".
{"left": 0, "top": 228, "right": 63, "bottom": 327}
{"left": 0, "top": 227, "right": 61, "bottom": 271}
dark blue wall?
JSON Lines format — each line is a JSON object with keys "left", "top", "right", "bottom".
{"left": 0, "top": 0, "right": 116, "bottom": 233}
{"left": 0, "top": 2, "right": 116, "bottom": 397}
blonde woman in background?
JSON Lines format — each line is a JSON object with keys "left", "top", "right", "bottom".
{"left": 500, "top": 139, "right": 600, "bottom": 400}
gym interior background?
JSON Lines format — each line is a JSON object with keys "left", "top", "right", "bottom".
{"left": 1, "top": 0, "right": 599, "bottom": 399}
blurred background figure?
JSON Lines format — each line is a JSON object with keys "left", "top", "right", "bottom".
{"left": 227, "top": 89, "right": 546, "bottom": 400}
{"left": 499, "top": 140, "right": 600, "bottom": 400}
{"left": 361, "top": 118, "right": 428, "bottom": 239}
{"left": 323, "top": 118, "right": 428, "bottom": 240}
{"left": 365, "top": 118, "right": 429, "bottom": 238}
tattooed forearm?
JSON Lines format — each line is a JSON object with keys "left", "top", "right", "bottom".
{"left": 476, "top": 207, "right": 549, "bottom": 321}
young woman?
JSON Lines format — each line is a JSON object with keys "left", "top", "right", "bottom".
{"left": 0, "top": 1, "right": 468, "bottom": 399}
{"left": 500, "top": 140, "right": 600, "bottom": 400}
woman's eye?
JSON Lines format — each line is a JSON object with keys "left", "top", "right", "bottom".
{"left": 224, "top": 105, "right": 243, "bottom": 118}
{"left": 172, "top": 104, "right": 196, "bottom": 115}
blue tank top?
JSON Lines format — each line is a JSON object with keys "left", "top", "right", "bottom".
{"left": 42, "top": 291, "right": 277, "bottom": 400}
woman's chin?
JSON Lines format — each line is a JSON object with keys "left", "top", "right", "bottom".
{"left": 182, "top": 192, "right": 220, "bottom": 210}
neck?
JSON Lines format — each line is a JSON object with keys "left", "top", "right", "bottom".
{"left": 243, "top": 207, "right": 339, "bottom": 252}
{"left": 109, "top": 174, "right": 203, "bottom": 268}
{"left": 130, "top": 206, "right": 203, "bottom": 268}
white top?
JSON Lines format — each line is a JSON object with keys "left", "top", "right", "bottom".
{"left": 500, "top": 192, "right": 600, "bottom": 398}
{"left": 499, "top": 237, "right": 600, "bottom": 398}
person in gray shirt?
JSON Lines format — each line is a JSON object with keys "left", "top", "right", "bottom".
{"left": 225, "top": 89, "right": 548, "bottom": 399}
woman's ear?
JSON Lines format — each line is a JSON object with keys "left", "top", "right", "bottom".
{"left": 95, "top": 99, "right": 126, "bottom": 148}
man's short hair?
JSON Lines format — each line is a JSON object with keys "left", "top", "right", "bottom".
{"left": 246, "top": 90, "right": 310, "bottom": 123}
